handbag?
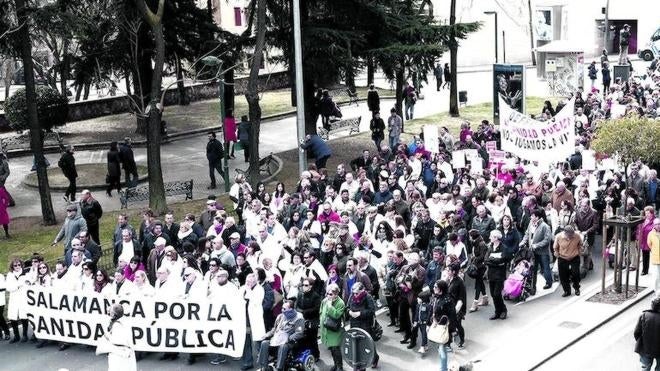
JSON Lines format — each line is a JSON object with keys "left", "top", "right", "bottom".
{"left": 370, "top": 318, "right": 383, "bottom": 341}
{"left": 465, "top": 263, "right": 479, "bottom": 278}
{"left": 428, "top": 316, "right": 450, "bottom": 344}
{"left": 323, "top": 315, "right": 342, "bottom": 332}
{"left": 105, "top": 174, "right": 111, "bottom": 184}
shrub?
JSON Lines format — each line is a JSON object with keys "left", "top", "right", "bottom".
{"left": 4, "top": 85, "right": 69, "bottom": 131}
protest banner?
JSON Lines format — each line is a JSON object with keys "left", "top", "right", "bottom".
{"left": 499, "top": 96, "right": 575, "bottom": 163}
{"left": 423, "top": 125, "right": 440, "bottom": 153}
{"left": 490, "top": 150, "right": 506, "bottom": 163}
{"left": 22, "top": 286, "right": 246, "bottom": 356}
{"left": 452, "top": 150, "right": 465, "bottom": 168}
{"left": 485, "top": 141, "right": 497, "bottom": 153}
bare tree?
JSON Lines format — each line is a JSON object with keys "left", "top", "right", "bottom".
{"left": 527, "top": 0, "right": 536, "bottom": 65}
{"left": 448, "top": 0, "right": 459, "bottom": 117}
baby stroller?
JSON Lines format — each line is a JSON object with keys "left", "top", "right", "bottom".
{"left": 503, "top": 260, "right": 533, "bottom": 302}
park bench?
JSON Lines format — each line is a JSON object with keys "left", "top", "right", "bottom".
{"left": 120, "top": 179, "right": 193, "bottom": 209}
{"left": 329, "top": 88, "right": 359, "bottom": 106}
{"left": 235, "top": 152, "right": 277, "bottom": 177}
{"left": 318, "top": 116, "right": 361, "bottom": 141}
{"left": 0, "top": 130, "right": 64, "bottom": 155}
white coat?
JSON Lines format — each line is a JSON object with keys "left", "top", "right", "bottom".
{"left": 133, "top": 282, "right": 155, "bottom": 297}
{"left": 0, "top": 273, "right": 6, "bottom": 307}
{"left": 154, "top": 278, "right": 182, "bottom": 299}
{"left": 181, "top": 278, "right": 207, "bottom": 300}
{"left": 240, "top": 284, "right": 266, "bottom": 340}
{"left": 96, "top": 319, "right": 137, "bottom": 371}
{"left": 104, "top": 279, "right": 136, "bottom": 299}
{"left": 6, "top": 270, "right": 28, "bottom": 321}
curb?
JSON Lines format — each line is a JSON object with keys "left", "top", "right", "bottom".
{"left": 529, "top": 285, "right": 654, "bottom": 370}
{"left": 22, "top": 173, "right": 150, "bottom": 191}
{"left": 3, "top": 96, "right": 396, "bottom": 159}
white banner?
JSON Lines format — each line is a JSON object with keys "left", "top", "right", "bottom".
{"left": 500, "top": 96, "right": 575, "bottom": 163}
{"left": 22, "top": 286, "right": 246, "bottom": 356}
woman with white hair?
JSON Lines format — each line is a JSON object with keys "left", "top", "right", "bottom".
{"left": 96, "top": 303, "right": 136, "bottom": 371}
{"left": 133, "top": 270, "right": 155, "bottom": 297}
{"left": 485, "top": 229, "right": 513, "bottom": 320}
{"left": 161, "top": 246, "right": 183, "bottom": 279}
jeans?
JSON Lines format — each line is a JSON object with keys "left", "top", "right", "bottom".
{"left": 405, "top": 102, "right": 415, "bottom": 120}
{"left": 642, "top": 250, "right": 650, "bottom": 274}
{"left": 389, "top": 136, "right": 399, "bottom": 151}
{"left": 640, "top": 354, "right": 660, "bottom": 371}
{"left": 533, "top": 253, "right": 553, "bottom": 287}
{"left": 208, "top": 161, "right": 224, "bottom": 187}
{"left": 619, "top": 45, "right": 629, "bottom": 64}
{"left": 438, "top": 344, "right": 449, "bottom": 371}
{"left": 315, "top": 155, "right": 330, "bottom": 170}
{"left": 558, "top": 256, "right": 581, "bottom": 294}
{"left": 474, "top": 275, "right": 486, "bottom": 300}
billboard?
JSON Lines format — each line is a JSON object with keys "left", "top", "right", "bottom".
{"left": 493, "top": 64, "right": 525, "bottom": 123}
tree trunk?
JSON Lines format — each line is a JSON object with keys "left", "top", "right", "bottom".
{"left": 136, "top": 0, "right": 167, "bottom": 214}
{"left": 175, "top": 54, "right": 189, "bottom": 105}
{"left": 224, "top": 68, "right": 235, "bottom": 114}
{"left": 527, "top": 0, "right": 536, "bottom": 66}
{"left": 134, "top": 24, "right": 154, "bottom": 135}
{"left": 75, "top": 84, "right": 82, "bottom": 101}
{"left": 15, "top": 0, "right": 56, "bottom": 225}
{"left": 367, "top": 56, "right": 374, "bottom": 85}
{"left": 345, "top": 40, "right": 355, "bottom": 91}
{"left": 449, "top": 0, "right": 459, "bottom": 117}
{"left": 124, "top": 68, "right": 132, "bottom": 96}
{"left": 246, "top": 0, "right": 267, "bottom": 185}
{"left": 83, "top": 81, "right": 90, "bottom": 100}
{"left": 395, "top": 66, "right": 404, "bottom": 130}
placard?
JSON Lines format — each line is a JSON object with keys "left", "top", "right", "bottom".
{"left": 451, "top": 150, "right": 465, "bottom": 169}
{"left": 423, "top": 125, "right": 440, "bottom": 154}
{"left": 485, "top": 141, "right": 497, "bottom": 153}
{"left": 582, "top": 150, "right": 596, "bottom": 171}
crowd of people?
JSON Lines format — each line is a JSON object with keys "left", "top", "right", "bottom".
{"left": 0, "top": 57, "right": 660, "bottom": 371}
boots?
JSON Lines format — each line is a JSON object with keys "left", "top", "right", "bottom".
{"left": 468, "top": 300, "right": 479, "bottom": 313}
{"left": 479, "top": 295, "right": 489, "bottom": 307}
{"left": 330, "top": 347, "right": 344, "bottom": 371}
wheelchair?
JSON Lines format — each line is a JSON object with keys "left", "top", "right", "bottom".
{"left": 264, "top": 346, "right": 316, "bottom": 371}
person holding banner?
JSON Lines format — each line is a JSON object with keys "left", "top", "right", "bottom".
{"left": 7, "top": 258, "right": 30, "bottom": 343}
{"left": 95, "top": 303, "right": 137, "bottom": 371}
{"left": 241, "top": 273, "right": 266, "bottom": 370}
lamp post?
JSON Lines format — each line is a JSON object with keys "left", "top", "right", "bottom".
{"left": 201, "top": 56, "right": 230, "bottom": 192}
{"left": 484, "top": 11, "right": 499, "bottom": 63}
{"left": 292, "top": 0, "right": 307, "bottom": 175}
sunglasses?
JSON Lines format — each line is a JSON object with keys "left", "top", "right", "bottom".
{"left": 209, "top": 263, "right": 218, "bottom": 267}
{"left": 39, "top": 266, "right": 47, "bottom": 269}
{"left": 302, "top": 284, "right": 310, "bottom": 287}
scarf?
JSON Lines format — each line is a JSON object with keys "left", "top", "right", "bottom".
{"left": 283, "top": 308, "right": 296, "bottom": 321}
{"left": 352, "top": 290, "right": 367, "bottom": 303}
{"left": 95, "top": 280, "right": 107, "bottom": 293}
{"left": 214, "top": 223, "right": 224, "bottom": 235}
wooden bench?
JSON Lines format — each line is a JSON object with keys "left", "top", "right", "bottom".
{"left": 318, "top": 116, "right": 361, "bottom": 141}
{"left": 120, "top": 179, "right": 193, "bottom": 209}
{"left": 0, "top": 130, "right": 64, "bottom": 155}
{"left": 235, "top": 153, "right": 277, "bottom": 177}
{"left": 329, "top": 88, "right": 359, "bottom": 106}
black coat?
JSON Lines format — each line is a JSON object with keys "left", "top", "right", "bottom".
{"left": 118, "top": 144, "right": 137, "bottom": 171}
{"left": 107, "top": 149, "right": 121, "bottom": 178}
{"left": 58, "top": 152, "right": 77, "bottom": 179}
{"left": 81, "top": 199, "right": 103, "bottom": 227}
{"left": 367, "top": 90, "right": 380, "bottom": 112}
{"left": 296, "top": 290, "right": 322, "bottom": 325}
{"left": 485, "top": 242, "right": 513, "bottom": 282}
{"left": 206, "top": 138, "right": 224, "bottom": 163}
{"left": 370, "top": 118, "right": 385, "bottom": 141}
{"left": 635, "top": 309, "right": 660, "bottom": 358}
{"left": 347, "top": 293, "right": 376, "bottom": 332}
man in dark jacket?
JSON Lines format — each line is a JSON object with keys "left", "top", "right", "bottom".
{"left": 78, "top": 231, "right": 102, "bottom": 264}
{"left": 367, "top": 84, "right": 380, "bottom": 118}
{"left": 634, "top": 297, "right": 660, "bottom": 370}
{"left": 206, "top": 132, "right": 225, "bottom": 189}
{"left": 300, "top": 134, "right": 332, "bottom": 170}
{"left": 119, "top": 137, "right": 138, "bottom": 187}
{"left": 295, "top": 278, "right": 322, "bottom": 359}
{"left": 237, "top": 115, "right": 251, "bottom": 163}
{"left": 58, "top": 145, "right": 77, "bottom": 202}
{"left": 80, "top": 190, "right": 103, "bottom": 244}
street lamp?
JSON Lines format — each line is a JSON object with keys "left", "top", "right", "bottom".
{"left": 201, "top": 55, "right": 230, "bottom": 192}
{"left": 292, "top": 0, "right": 307, "bottom": 175}
{"left": 484, "top": 11, "right": 499, "bottom": 63}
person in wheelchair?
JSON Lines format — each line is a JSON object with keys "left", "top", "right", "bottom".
{"left": 256, "top": 299, "right": 306, "bottom": 371}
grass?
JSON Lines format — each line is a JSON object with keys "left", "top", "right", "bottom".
{"left": 3, "top": 94, "right": 546, "bottom": 269}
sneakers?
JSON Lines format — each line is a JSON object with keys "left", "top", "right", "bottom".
{"left": 417, "top": 346, "right": 427, "bottom": 354}
{"left": 210, "top": 355, "right": 227, "bottom": 365}
{"left": 376, "top": 299, "right": 383, "bottom": 308}
{"left": 457, "top": 343, "right": 465, "bottom": 349}
{"left": 468, "top": 300, "right": 479, "bottom": 313}
{"left": 478, "top": 295, "right": 489, "bottom": 306}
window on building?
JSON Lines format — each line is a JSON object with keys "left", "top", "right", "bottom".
{"left": 234, "top": 7, "right": 242, "bottom": 26}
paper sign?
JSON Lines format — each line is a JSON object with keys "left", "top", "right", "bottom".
{"left": 485, "top": 141, "right": 497, "bottom": 153}
{"left": 452, "top": 150, "right": 465, "bottom": 168}
{"left": 470, "top": 158, "right": 483, "bottom": 175}
{"left": 423, "top": 125, "right": 440, "bottom": 154}
{"left": 464, "top": 149, "right": 479, "bottom": 162}
{"left": 490, "top": 150, "right": 506, "bottom": 163}
{"left": 582, "top": 150, "right": 596, "bottom": 171}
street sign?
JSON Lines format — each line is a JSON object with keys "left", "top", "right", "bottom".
{"left": 341, "top": 328, "right": 375, "bottom": 370}
{"left": 545, "top": 59, "right": 557, "bottom": 72}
